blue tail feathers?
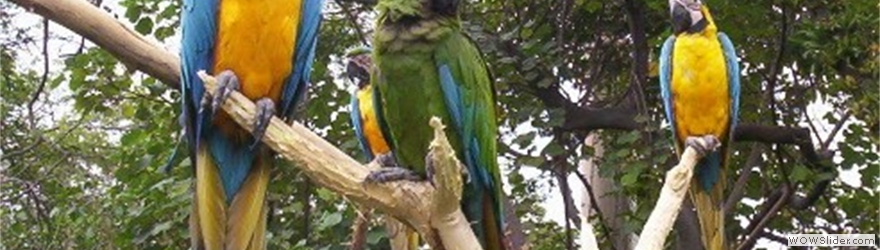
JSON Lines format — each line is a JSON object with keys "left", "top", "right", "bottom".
{"left": 696, "top": 151, "right": 722, "bottom": 192}
{"left": 207, "top": 131, "right": 258, "bottom": 203}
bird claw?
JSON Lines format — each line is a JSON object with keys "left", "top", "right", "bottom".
{"left": 374, "top": 153, "right": 400, "bottom": 168}
{"left": 685, "top": 135, "right": 721, "bottom": 156}
{"left": 364, "top": 167, "right": 424, "bottom": 184}
{"left": 425, "top": 151, "right": 436, "bottom": 187}
{"left": 423, "top": 151, "right": 470, "bottom": 187}
{"left": 250, "top": 98, "right": 276, "bottom": 149}
{"left": 212, "top": 70, "right": 241, "bottom": 116}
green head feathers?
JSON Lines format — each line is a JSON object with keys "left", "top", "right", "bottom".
{"left": 376, "top": 0, "right": 458, "bottom": 21}
{"left": 345, "top": 46, "right": 372, "bottom": 58}
{"left": 376, "top": 0, "right": 426, "bottom": 21}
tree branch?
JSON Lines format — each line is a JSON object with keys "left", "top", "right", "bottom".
{"left": 736, "top": 186, "right": 789, "bottom": 250}
{"left": 348, "top": 206, "right": 371, "bottom": 250}
{"left": 10, "top": 0, "right": 180, "bottom": 88}
{"left": 724, "top": 143, "right": 765, "bottom": 213}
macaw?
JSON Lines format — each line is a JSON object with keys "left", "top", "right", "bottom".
{"left": 366, "top": 0, "right": 506, "bottom": 249}
{"left": 346, "top": 47, "right": 420, "bottom": 250}
{"left": 659, "top": 0, "right": 740, "bottom": 249}
{"left": 179, "top": 0, "right": 323, "bottom": 248}
{"left": 347, "top": 47, "right": 391, "bottom": 162}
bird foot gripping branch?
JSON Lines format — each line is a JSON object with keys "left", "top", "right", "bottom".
{"left": 685, "top": 135, "right": 721, "bottom": 158}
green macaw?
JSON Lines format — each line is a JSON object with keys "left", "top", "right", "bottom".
{"left": 366, "top": 0, "right": 506, "bottom": 249}
{"left": 659, "top": 0, "right": 741, "bottom": 249}
{"left": 346, "top": 47, "right": 420, "bottom": 250}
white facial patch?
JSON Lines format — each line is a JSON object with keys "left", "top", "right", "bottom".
{"left": 670, "top": 0, "right": 704, "bottom": 26}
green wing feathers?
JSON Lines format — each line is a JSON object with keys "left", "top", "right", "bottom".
{"left": 435, "top": 33, "right": 505, "bottom": 249}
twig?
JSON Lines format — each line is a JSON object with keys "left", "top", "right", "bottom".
{"left": 724, "top": 143, "right": 764, "bottom": 213}
{"left": 554, "top": 167, "right": 575, "bottom": 250}
{"left": 27, "top": 18, "right": 50, "bottom": 129}
{"left": 349, "top": 205, "right": 371, "bottom": 250}
{"left": 10, "top": 0, "right": 180, "bottom": 86}
{"left": 572, "top": 170, "right": 618, "bottom": 250}
{"left": 334, "top": 0, "right": 369, "bottom": 46}
{"left": 736, "top": 186, "right": 789, "bottom": 250}
{"left": 821, "top": 110, "right": 852, "bottom": 150}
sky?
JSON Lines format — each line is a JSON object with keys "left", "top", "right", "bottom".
{"left": 5, "top": 1, "right": 871, "bottom": 249}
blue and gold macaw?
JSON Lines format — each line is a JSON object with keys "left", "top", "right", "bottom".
{"left": 347, "top": 47, "right": 391, "bottom": 163}
{"left": 366, "top": 0, "right": 507, "bottom": 249}
{"left": 179, "top": 0, "right": 322, "bottom": 248}
{"left": 346, "top": 47, "right": 420, "bottom": 250}
{"left": 659, "top": 0, "right": 740, "bottom": 249}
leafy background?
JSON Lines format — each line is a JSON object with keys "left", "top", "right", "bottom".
{"left": 1, "top": 0, "right": 877, "bottom": 249}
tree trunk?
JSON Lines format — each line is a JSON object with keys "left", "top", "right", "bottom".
{"left": 580, "top": 133, "right": 635, "bottom": 250}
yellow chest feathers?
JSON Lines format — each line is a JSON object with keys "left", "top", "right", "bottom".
{"left": 671, "top": 33, "right": 731, "bottom": 138}
{"left": 357, "top": 86, "right": 391, "bottom": 155}
{"left": 213, "top": 0, "right": 302, "bottom": 101}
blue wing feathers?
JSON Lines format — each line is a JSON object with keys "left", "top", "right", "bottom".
{"left": 658, "top": 36, "right": 676, "bottom": 137}
{"left": 438, "top": 65, "right": 464, "bottom": 134}
{"left": 350, "top": 93, "right": 374, "bottom": 161}
{"left": 180, "top": 0, "right": 219, "bottom": 150}
{"left": 438, "top": 64, "right": 494, "bottom": 196}
{"left": 718, "top": 32, "right": 740, "bottom": 131}
{"left": 282, "top": 0, "right": 325, "bottom": 117}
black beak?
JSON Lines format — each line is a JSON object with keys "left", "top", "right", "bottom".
{"left": 430, "top": 0, "right": 459, "bottom": 16}
{"left": 346, "top": 62, "right": 370, "bottom": 89}
{"left": 671, "top": 2, "right": 691, "bottom": 35}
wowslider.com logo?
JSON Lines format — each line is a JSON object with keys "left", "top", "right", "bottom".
{"left": 786, "top": 234, "right": 877, "bottom": 246}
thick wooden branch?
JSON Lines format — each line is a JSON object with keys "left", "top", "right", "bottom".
{"left": 196, "top": 72, "right": 479, "bottom": 249}
{"left": 10, "top": 0, "right": 181, "bottom": 88}
{"left": 634, "top": 137, "right": 712, "bottom": 250}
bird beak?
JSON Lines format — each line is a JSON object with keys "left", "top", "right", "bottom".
{"left": 669, "top": 0, "right": 704, "bottom": 34}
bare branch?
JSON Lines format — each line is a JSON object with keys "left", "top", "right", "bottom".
{"left": 10, "top": 0, "right": 181, "bottom": 88}
{"left": 27, "top": 18, "right": 50, "bottom": 129}
{"left": 348, "top": 206, "right": 371, "bottom": 250}
{"left": 724, "top": 144, "right": 765, "bottom": 213}
{"left": 736, "top": 186, "right": 789, "bottom": 250}
{"left": 334, "top": 0, "right": 369, "bottom": 46}
{"left": 821, "top": 110, "right": 852, "bottom": 150}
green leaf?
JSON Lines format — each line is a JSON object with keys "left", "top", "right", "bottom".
{"left": 317, "top": 212, "right": 343, "bottom": 230}
{"left": 790, "top": 165, "right": 811, "bottom": 182}
{"left": 621, "top": 171, "right": 638, "bottom": 186}
{"left": 135, "top": 18, "right": 154, "bottom": 35}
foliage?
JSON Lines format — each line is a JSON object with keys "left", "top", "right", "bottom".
{"left": 1, "top": 0, "right": 876, "bottom": 249}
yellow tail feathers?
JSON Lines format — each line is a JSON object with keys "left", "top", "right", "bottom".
{"left": 192, "top": 146, "right": 270, "bottom": 250}
{"left": 226, "top": 152, "right": 270, "bottom": 249}
{"left": 195, "top": 146, "right": 228, "bottom": 250}
{"left": 385, "top": 217, "right": 420, "bottom": 250}
{"left": 690, "top": 181, "right": 726, "bottom": 250}
{"left": 406, "top": 231, "right": 420, "bottom": 250}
